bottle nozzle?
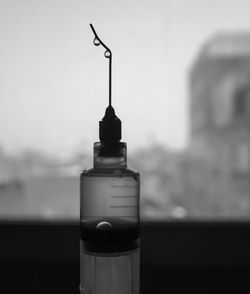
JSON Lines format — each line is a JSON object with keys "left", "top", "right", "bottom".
{"left": 90, "top": 25, "right": 121, "bottom": 142}
{"left": 99, "top": 106, "right": 121, "bottom": 142}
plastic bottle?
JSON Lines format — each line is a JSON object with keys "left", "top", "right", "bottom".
{"left": 80, "top": 25, "right": 140, "bottom": 294}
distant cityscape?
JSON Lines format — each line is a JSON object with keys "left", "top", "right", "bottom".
{"left": 1, "top": 31, "right": 250, "bottom": 220}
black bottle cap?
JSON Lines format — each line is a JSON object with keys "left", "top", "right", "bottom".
{"left": 99, "top": 106, "right": 121, "bottom": 142}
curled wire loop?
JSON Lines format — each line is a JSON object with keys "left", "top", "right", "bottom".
{"left": 90, "top": 24, "right": 112, "bottom": 106}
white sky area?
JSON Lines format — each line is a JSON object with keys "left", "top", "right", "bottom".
{"left": 0, "top": 0, "right": 250, "bottom": 158}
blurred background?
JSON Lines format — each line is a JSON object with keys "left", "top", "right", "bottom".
{"left": 1, "top": 0, "right": 250, "bottom": 221}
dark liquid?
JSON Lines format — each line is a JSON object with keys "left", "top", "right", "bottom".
{"left": 80, "top": 218, "right": 140, "bottom": 253}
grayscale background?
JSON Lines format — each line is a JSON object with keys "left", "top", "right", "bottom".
{"left": 1, "top": 0, "right": 250, "bottom": 220}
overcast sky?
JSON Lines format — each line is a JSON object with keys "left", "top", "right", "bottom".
{"left": 1, "top": 0, "right": 250, "bottom": 158}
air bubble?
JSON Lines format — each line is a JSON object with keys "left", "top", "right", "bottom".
{"left": 104, "top": 50, "right": 111, "bottom": 58}
{"left": 96, "top": 221, "right": 112, "bottom": 230}
{"left": 93, "top": 38, "right": 100, "bottom": 46}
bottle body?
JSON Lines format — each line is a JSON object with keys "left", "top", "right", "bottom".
{"left": 80, "top": 142, "right": 140, "bottom": 294}
{"left": 80, "top": 247, "right": 140, "bottom": 294}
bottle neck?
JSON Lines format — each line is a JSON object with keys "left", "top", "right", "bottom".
{"left": 93, "top": 142, "right": 127, "bottom": 169}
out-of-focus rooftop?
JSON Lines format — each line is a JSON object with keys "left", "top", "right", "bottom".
{"left": 202, "top": 32, "right": 250, "bottom": 57}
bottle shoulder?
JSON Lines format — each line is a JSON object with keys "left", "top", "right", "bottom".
{"left": 81, "top": 167, "right": 140, "bottom": 178}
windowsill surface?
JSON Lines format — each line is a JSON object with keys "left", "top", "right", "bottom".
{"left": 1, "top": 219, "right": 250, "bottom": 266}
{"left": 1, "top": 220, "right": 250, "bottom": 294}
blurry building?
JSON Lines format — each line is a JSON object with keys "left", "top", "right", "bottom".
{"left": 185, "top": 32, "right": 250, "bottom": 217}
